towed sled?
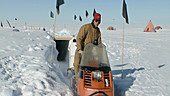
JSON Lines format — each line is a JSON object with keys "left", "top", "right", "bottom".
{"left": 70, "top": 43, "right": 114, "bottom": 96}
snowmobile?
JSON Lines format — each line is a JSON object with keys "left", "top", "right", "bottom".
{"left": 71, "top": 43, "right": 114, "bottom": 96}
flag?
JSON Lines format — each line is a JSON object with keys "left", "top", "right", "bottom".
{"left": 56, "top": 0, "right": 64, "bottom": 14}
{"left": 1, "top": 21, "right": 3, "bottom": 27}
{"left": 122, "top": 0, "right": 129, "bottom": 24}
{"left": 79, "top": 16, "right": 82, "bottom": 22}
{"left": 74, "top": 15, "right": 77, "bottom": 20}
{"left": 50, "top": 11, "right": 54, "bottom": 18}
{"left": 85, "top": 10, "right": 88, "bottom": 18}
{"left": 6, "top": 20, "right": 11, "bottom": 27}
{"left": 93, "top": 8, "right": 96, "bottom": 17}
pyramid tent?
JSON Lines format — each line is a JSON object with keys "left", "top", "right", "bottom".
{"left": 144, "top": 20, "right": 156, "bottom": 32}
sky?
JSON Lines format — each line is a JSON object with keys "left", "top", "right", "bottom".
{"left": 0, "top": 0, "right": 170, "bottom": 26}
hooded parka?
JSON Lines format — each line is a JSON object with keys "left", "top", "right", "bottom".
{"left": 74, "top": 23, "right": 102, "bottom": 76}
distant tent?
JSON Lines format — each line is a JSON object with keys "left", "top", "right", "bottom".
{"left": 107, "top": 26, "right": 115, "bottom": 30}
{"left": 144, "top": 20, "right": 156, "bottom": 32}
{"left": 155, "top": 26, "right": 162, "bottom": 30}
{"left": 1, "top": 21, "right": 3, "bottom": 27}
{"left": 12, "top": 29, "right": 19, "bottom": 32}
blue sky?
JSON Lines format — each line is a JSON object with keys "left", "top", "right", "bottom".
{"left": 0, "top": 0, "right": 170, "bottom": 26}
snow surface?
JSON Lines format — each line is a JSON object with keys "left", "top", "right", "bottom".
{"left": 0, "top": 25, "right": 170, "bottom": 96}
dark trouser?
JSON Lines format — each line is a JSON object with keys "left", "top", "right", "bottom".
{"left": 73, "top": 49, "right": 81, "bottom": 77}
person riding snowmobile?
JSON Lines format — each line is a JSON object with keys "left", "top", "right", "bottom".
{"left": 73, "top": 13, "right": 102, "bottom": 77}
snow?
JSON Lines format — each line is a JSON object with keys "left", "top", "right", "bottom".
{"left": 103, "top": 27, "right": 170, "bottom": 96}
{"left": 0, "top": 28, "right": 72, "bottom": 96}
{"left": 0, "top": 24, "right": 170, "bottom": 96}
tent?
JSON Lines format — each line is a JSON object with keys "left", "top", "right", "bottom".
{"left": 144, "top": 20, "right": 156, "bottom": 32}
{"left": 107, "top": 26, "right": 115, "bottom": 30}
{"left": 155, "top": 26, "right": 162, "bottom": 30}
{"left": 12, "top": 29, "right": 20, "bottom": 32}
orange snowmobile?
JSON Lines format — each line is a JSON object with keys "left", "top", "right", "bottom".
{"left": 71, "top": 43, "right": 114, "bottom": 96}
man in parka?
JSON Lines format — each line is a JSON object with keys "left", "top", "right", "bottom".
{"left": 74, "top": 13, "right": 102, "bottom": 77}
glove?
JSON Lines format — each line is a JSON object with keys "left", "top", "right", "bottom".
{"left": 78, "top": 50, "right": 83, "bottom": 55}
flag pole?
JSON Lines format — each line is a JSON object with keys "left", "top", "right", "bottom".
{"left": 121, "top": 18, "right": 125, "bottom": 79}
{"left": 50, "top": 9, "right": 57, "bottom": 81}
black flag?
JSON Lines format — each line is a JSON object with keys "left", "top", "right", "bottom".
{"left": 56, "top": 0, "right": 64, "bottom": 14}
{"left": 93, "top": 8, "right": 96, "bottom": 17}
{"left": 6, "top": 20, "right": 11, "bottom": 27}
{"left": 85, "top": 10, "right": 89, "bottom": 18}
{"left": 122, "top": 0, "right": 129, "bottom": 24}
{"left": 1, "top": 21, "right": 3, "bottom": 27}
{"left": 50, "top": 11, "right": 54, "bottom": 18}
{"left": 79, "top": 16, "right": 82, "bottom": 22}
{"left": 74, "top": 15, "right": 77, "bottom": 20}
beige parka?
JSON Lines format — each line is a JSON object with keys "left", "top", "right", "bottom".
{"left": 73, "top": 23, "right": 102, "bottom": 76}
{"left": 76, "top": 23, "right": 102, "bottom": 51}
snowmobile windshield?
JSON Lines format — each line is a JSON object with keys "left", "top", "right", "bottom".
{"left": 80, "top": 43, "right": 110, "bottom": 67}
